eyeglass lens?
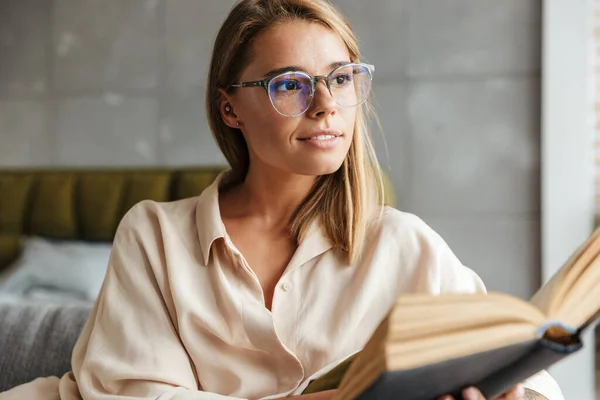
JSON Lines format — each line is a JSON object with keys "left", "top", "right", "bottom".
{"left": 267, "top": 64, "right": 372, "bottom": 116}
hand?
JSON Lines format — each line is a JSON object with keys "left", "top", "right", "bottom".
{"left": 438, "top": 385, "right": 526, "bottom": 400}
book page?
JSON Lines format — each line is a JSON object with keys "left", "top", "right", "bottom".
{"left": 334, "top": 293, "right": 546, "bottom": 400}
{"left": 383, "top": 293, "right": 546, "bottom": 368}
{"left": 355, "top": 293, "right": 545, "bottom": 369}
{"left": 387, "top": 293, "right": 543, "bottom": 341}
{"left": 530, "top": 227, "right": 600, "bottom": 327}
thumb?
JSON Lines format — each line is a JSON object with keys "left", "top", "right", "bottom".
{"left": 462, "top": 387, "right": 485, "bottom": 400}
{"left": 498, "top": 385, "right": 526, "bottom": 399}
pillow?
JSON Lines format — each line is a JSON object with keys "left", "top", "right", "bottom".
{"left": 0, "top": 237, "right": 112, "bottom": 302}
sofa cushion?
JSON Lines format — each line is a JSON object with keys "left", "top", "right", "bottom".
{"left": 0, "top": 302, "right": 91, "bottom": 392}
{"left": 0, "top": 234, "right": 22, "bottom": 272}
{"left": 29, "top": 174, "right": 78, "bottom": 239}
{"left": 174, "top": 170, "right": 220, "bottom": 200}
{"left": 120, "top": 172, "right": 171, "bottom": 217}
{"left": 78, "top": 173, "right": 125, "bottom": 241}
{"left": 0, "top": 174, "right": 34, "bottom": 234}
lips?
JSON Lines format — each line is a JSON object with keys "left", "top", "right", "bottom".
{"left": 297, "top": 130, "right": 342, "bottom": 141}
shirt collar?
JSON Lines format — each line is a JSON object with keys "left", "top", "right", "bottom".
{"left": 286, "top": 219, "right": 334, "bottom": 270}
{"left": 196, "top": 171, "right": 229, "bottom": 266}
{"left": 195, "top": 171, "right": 334, "bottom": 266}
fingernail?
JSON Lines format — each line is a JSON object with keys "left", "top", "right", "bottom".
{"left": 514, "top": 385, "right": 525, "bottom": 398}
{"left": 463, "top": 387, "right": 479, "bottom": 400}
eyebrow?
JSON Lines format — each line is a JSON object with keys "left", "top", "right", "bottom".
{"left": 262, "top": 61, "right": 351, "bottom": 78}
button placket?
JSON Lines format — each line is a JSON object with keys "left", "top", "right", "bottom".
{"left": 272, "top": 266, "right": 304, "bottom": 363}
{"left": 219, "top": 234, "right": 304, "bottom": 394}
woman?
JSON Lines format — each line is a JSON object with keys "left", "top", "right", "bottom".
{"left": 1, "top": 1, "right": 562, "bottom": 399}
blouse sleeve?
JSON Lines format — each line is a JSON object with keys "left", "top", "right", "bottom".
{"left": 70, "top": 202, "right": 247, "bottom": 400}
{"left": 414, "top": 218, "right": 564, "bottom": 400}
{"left": 401, "top": 216, "right": 486, "bottom": 295}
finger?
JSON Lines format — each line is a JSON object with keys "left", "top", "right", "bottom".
{"left": 498, "top": 385, "right": 525, "bottom": 399}
{"left": 436, "top": 396, "right": 455, "bottom": 400}
{"left": 462, "top": 387, "right": 485, "bottom": 400}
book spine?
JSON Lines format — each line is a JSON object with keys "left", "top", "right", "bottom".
{"left": 476, "top": 338, "right": 582, "bottom": 399}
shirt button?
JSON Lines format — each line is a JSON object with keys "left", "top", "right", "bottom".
{"left": 281, "top": 283, "right": 291, "bottom": 292}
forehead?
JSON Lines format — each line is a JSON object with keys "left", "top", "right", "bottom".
{"left": 244, "top": 20, "right": 352, "bottom": 77}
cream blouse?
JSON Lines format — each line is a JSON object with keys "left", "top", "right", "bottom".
{"left": 0, "top": 174, "right": 563, "bottom": 400}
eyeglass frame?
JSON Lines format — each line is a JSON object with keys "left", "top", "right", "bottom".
{"left": 228, "top": 62, "right": 375, "bottom": 117}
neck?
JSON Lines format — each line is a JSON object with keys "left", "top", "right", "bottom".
{"left": 222, "top": 165, "right": 317, "bottom": 228}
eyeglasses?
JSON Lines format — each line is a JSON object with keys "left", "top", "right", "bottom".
{"left": 229, "top": 63, "right": 374, "bottom": 117}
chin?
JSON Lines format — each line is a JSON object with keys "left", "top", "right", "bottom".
{"left": 291, "top": 159, "right": 345, "bottom": 177}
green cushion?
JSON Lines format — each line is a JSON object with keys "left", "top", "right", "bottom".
{"left": 29, "top": 174, "right": 78, "bottom": 239}
{"left": 175, "top": 170, "right": 220, "bottom": 199}
{"left": 0, "top": 234, "right": 22, "bottom": 270}
{"left": 120, "top": 173, "right": 171, "bottom": 217}
{"left": 78, "top": 173, "right": 126, "bottom": 241}
{"left": 0, "top": 167, "right": 391, "bottom": 249}
{"left": 302, "top": 354, "right": 358, "bottom": 394}
{"left": 0, "top": 174, "right": 33, "bottom": 234}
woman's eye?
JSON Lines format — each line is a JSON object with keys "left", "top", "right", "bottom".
{"left": 275, "top": 80, "right": 301, "bottom": 91}
{"left": 334, "top": 74, "right": 353, "bottom": 85}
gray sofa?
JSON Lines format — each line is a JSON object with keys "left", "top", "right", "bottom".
{"left": 0, "top": 302, "right": 91, "bottom": 392}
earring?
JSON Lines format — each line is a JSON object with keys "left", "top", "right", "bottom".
{"left": 236, "top": 122, "right": 240, "bottom": 127}
{"left": 225, "top": 105, "right": 231, "bottom": 113}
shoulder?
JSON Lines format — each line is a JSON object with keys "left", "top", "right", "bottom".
{"left": 115, "top": 197, "right": 199, "bottom": 243}
{"left": 367, "top": 206, "right": 486, "bottom": 294}
{"left": 107, "top": 198, "right": 201, "bottom": 280}
{"left": 368, "top": 206, "right": 444, "bottom": 246}
{"left": 367, "top": 206, "right": 453, "bottom": 265}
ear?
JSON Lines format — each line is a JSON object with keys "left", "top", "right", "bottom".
{"left": 217, "top": 89, "right": 242, "bottom": 129}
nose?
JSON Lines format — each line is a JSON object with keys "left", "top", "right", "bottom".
{"left": 307, "top": 79, "right": 337, "bottom": 119}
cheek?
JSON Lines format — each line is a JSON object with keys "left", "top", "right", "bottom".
{"left": 238, "top": 94, "right": 277, "bottom": 134}
{"left": 239, "top": 90, "right": 272, "bottom": 119}
{"left": 246, "top": 102, "right": 292, "bottom": 134}
{"left": 240, "top": 100, "right": 300, "bottom": 149}
{"left": 340, "top": 108, "right": 357, "bottom": 137}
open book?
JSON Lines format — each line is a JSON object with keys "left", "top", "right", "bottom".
{"left": 303, "top": 227, "right": 600, "bottom": 400}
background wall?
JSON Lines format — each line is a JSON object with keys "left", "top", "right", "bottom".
{"left": 0, "top": 0, "right": 542, "bottom": 299}
{"left": 542, "top": 0, "right": 596, "bottom": 398}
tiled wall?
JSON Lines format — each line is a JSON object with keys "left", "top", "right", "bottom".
{"left": 0, "top": 0, "right": 542, "bottom": 299}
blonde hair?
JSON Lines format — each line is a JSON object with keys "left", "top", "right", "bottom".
{"left": 206, "top": 0, "right": 385, "bottom": 263}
